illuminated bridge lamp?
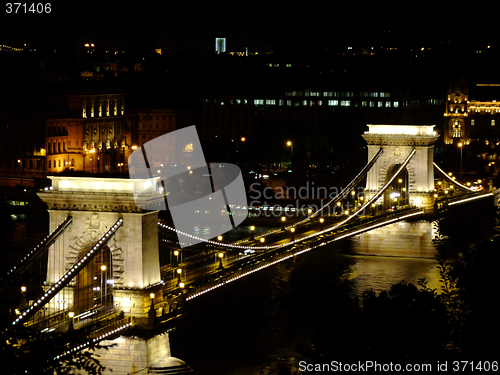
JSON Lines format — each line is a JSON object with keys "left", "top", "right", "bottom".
{"left": 290, "top": 227, "right": 295, "bottom": 240}
{"left": 21, "top": 286, "right": 26, "bottom": 293}
{"left": 101, "top": 265, "right": 106, "bottom": 272}
{"left": 260, "top": 238, "right": 265, "bottom": 243}
{"left": 319, "top": 217, "right": 324, "bottom": 230}
{"left": 217, "top": 252, "right": 224, "bottom": 270}
{"left": 68, "top": 311, "right": 75, "bottom": 331}
{"left": 281, "top": 216, "right": 286, "bottom": 222}
{"left": 150, "top": 293, "right": 155, "bottom": 299}
{"left": 344, "top": 210, "right": 349, "bottom": 216}
{"left": 217, "top": 235, "right": 223, "bottom": 241}
{"left": 179, "top": 282, "right": 185, "bottom": 289}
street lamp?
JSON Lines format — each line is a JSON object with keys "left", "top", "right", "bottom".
{"left": 17, "top": 159, "right": 23, "bottom": 186}
{"left": 218, "top": 252, "right": 224, "bottom": 270}
{"left": 319, "top": 217, "right": 324, "bottom": 230}
{"left": 290, "top": 227, "right": 295, "bottom": 241}
{"left": 458, "top": 142, "right": 463, "bottom": 180}
{"left": 20, "top": 286, "right": 27, "bottom": 310}
{"left": 148, "top": 293, "right": 155, "bottom": 324}
{"left": 176, "top": 268, "right": 182, "bottom": 285}
{"left": 174, "top": 250, "right": 180, "bottom": 263}
{"left": 250, "top": 225, "right": 255, "bottom": 239}
{"left": 287, "top": 141, "right": 293, "bottom": 165}
{"left": 101, "top": 265, "right": 107, "bottom": 306}
{"left": 68, "top": 311, "right": 74, "bottom": 331}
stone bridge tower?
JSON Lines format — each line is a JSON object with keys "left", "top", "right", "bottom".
{"left": 362, "top": 124, "right": 439, "bottom": 211}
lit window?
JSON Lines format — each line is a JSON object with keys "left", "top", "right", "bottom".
{"left": 318, "top": 100, "right": 322, "bottom": 106}
{"left": 266, "top": 99, "right": 276, "bottom": 105}
{"left": 378, "top": 102, "right": 383, "bottom": 107}
{"left": 279, "top": 99, "right": 284, "bottom": 106}
{"left": 287, "top": 100, "right": 292, "bottom": 106}
{"left": 236, "top": 99, "right": 241, "bottom": 104}
{"left": 303, "top": 100, "right": 308, "bottom": 106}
{"left": 370, "top": 101, "right": 375, "bottom": 107}
{"left": 492, "top": 119, "right": 496, "bottom": 126}
{"left": 254, "top": 99, "right": 263, "bottom": 106}
{"left": 341, "top": 100, "right": 350, "bottom": 107}
{"left": 471, "top": 119, "right": 475, "bottom": 126}
{"left": 393, "top": 101, "right": 399, "bottom": 108}
{"left": 361, "top": 101, "right": 367, "bottom": 107}
{"left": 328, "top": 100, "right": 338, "bottom": 106}
{"left": 385, "top": 101, "right": 391, "bottom": 108}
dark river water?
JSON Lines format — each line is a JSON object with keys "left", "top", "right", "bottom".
{"left": 168, "top": 239, "right": 441, "bottom": 375}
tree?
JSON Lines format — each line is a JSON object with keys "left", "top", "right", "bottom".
{"left": 0, "top": 325, "right": 110, "bottom": 375}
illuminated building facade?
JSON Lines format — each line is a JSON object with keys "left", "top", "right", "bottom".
{"left": 129, "top": 108, "right": 176, "bottom": 150}
{"left": 45, "top": 92, "right": 131, "bottom": 173}
{"left": 444, "top": 80, "right": 500, "bottom": 145}
{"left": 201, "top": 88, "right": 444, "bottom": 141}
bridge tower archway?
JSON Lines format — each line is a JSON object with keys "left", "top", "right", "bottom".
{"left": 382, "top": 164, "right": 410, "bottom": 209}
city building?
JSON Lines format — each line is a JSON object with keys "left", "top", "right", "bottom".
{"left": 200, "top": 88, "right": 445, "bottom": 142}
{"left": 45, "top": 90, "right": 131, "bottom": 174}
{"left": 444, "top": 80, "right": 500, "bottom": 145}
{"left": 129, "top": 108, "right": 176, "bottom": 150}
{"left": 215, "top": 38, "right": 226, "bottom": 54}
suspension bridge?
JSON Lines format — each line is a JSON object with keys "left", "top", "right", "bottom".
{"left": 1, "top": 124, "right": 492, "bottom": 374}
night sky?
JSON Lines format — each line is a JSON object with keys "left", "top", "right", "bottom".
{"left": 1, "top": 2, "right": 499, "bottom": 51}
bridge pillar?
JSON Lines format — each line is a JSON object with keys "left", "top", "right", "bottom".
{"left": 37, "top": 176, "right": 163, "bottom": 316}
{"left": 362, "top": 125, "right": 439, "bottom": 211}
{"left": 38, "top": 176, "right": 192, "bottom": 373}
